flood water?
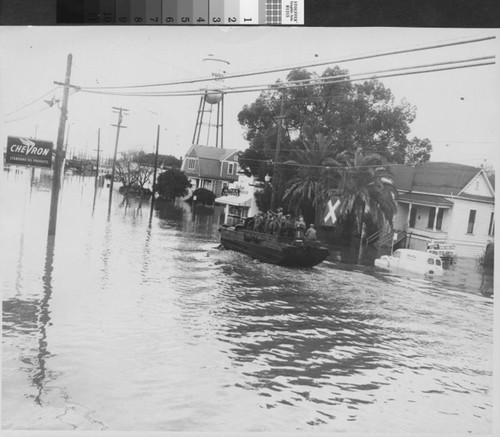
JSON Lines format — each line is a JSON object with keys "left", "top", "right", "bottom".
{"left": 1, "top": 169, "right": 495, "bottom": 433}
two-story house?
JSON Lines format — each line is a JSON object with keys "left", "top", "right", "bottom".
{"left": 389, "top": 162, "right": 495, "bottom": 258}
{"left": 181, "top": 145, "right": 239, "bottom": 197}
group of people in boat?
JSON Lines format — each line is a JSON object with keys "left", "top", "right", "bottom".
{"left": 241, "top": 207, "right": 317, "bottom": 240}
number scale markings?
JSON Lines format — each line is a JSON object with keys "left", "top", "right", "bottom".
{"left": 69, "top": 0, "right": 303, "bottom": 25}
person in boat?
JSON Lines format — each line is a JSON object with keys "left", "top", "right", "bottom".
{"left": 279, "top": 214, "right": 288, "bottom": 236}
{"left": 253, "top": 212, "right": 264, "bottom": 233}
{"left": 264, "top": 211, "right": 275, "bottom": 234}
{"left": 305, "top": 223, "right": 317, "bottom": 240}
{"left": 272, "top": 216, "right": 281, "bottom": 235}
{"left": 295, "top": 215, "right": 306, "bottom": 238}
{"left": 285, "top": 214, "right": 295, "bottom": 237}
{"left": 275, "top": 207, "right": 283, "bottom": 222}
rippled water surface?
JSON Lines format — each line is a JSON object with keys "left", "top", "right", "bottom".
{"left": 1, "top": 169, "right": 495, "bottom": 433}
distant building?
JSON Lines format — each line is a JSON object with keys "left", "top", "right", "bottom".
{"left": 181, "top": 145, "right": 239, "bottom": 197}
{"left": 388, "top": 162, "right": 495, "bottom": 258}
{"left": 215, "top": 174, "right": 261, "bottom": 226}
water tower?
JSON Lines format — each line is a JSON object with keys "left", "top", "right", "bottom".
{"left": 192, "top": 56, "right": 230, "bottom": 148}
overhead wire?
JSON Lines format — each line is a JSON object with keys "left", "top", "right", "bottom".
{"left": 3, "top": 89, "right": 80, "bottom": 123}
{"left": 239, "top": 156, "right": 486, "bottom": 172}
{"left": 76, "top": 58, "right": 495, "bottom": 98}
{"left": 77, "top": 35, "right": 496, "bottom": 91}
{"left": 2, "top": 87, "right": 60, "bottom": 117}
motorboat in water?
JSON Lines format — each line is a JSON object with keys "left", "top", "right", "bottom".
{"left": 219, "top": 224, "right": 329, "bottom": 268}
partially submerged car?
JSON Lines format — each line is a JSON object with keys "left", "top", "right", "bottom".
{"left": 374, "top": 249, "right": 444, "bottom": 276}
{"left": 426, "top": 240, "right": 456, "bottom": 263}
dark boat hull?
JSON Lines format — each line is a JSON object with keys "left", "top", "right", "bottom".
{"left": 219, "top": 226, "right": 329, "bottom": 267}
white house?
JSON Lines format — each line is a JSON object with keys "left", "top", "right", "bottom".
{"left": 389, "top": 162, "right": 494, "bottom": 258}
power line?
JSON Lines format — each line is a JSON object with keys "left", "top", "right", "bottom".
{"left": 240, "top": 157, "right": 485, "bottom": 171}
{"left": 4, "top": 89, "right": 79, "bottom": 123}
{"left": 78, "top": 35, "right": 495, "bottom": 91}
{"left": 2, "top": 87, "right": 59, "bottom": 117}
{"left": 77, "top": 59, "right": 495, "bottom": 98}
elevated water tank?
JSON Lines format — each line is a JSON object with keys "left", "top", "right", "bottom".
{"left": 202, "top": 56, "right": 230, "bottom": 104}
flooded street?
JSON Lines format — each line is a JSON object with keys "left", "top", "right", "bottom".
{"left": 1, "top": 169, "right": 494, "bottom": 433}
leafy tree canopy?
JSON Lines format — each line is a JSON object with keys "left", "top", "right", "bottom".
{"left": 238, "top": 66, "right": 432, "bottom": 179}
{"left": 156, "top": 168, "right": 191, "bottom": 201}
{"left": 188, "top": 188, "right": 216, "bottom": 206}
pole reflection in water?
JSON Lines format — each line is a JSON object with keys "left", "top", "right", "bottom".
{"left": 33, "top": 236, "right": 55, "bottom": 405}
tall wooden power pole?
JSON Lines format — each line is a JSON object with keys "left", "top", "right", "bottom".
{"left": 95, "top": 128, "right": 101, "bottom": 187}
{"left": 149, "top": 124, "right": 161, "bottom": 221}
{"left": 270, "top": 91, "right": 286, "bottom": 212}
{"left": 108, "top": 107, "right": 128, "bottom": 216}
{"left": 48, "top": 53, "right": 73, "bottom": 237}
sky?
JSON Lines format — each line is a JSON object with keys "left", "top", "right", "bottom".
{"left": 0, "top": 26, "right": 499, "bottom": 168}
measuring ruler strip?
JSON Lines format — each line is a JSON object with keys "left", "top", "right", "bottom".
{"left": 146, "top": 0, "right": 162, "bottom": 24}
{"left": 77, "top": 0, "right": 303, "bottom": 25}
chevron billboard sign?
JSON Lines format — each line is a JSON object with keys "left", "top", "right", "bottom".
{"left": 6, "top": 136, "right": 53, "bottom": 168}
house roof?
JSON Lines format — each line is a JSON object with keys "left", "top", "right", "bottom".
{"left": 190, "top": 145, "right": 238, "bottom": 161}
{"left": 456, "top": 193, "right": 495, "bottom": 203}
{"left": 397, "top": 192, "right": 453, "bottom": 208}
{"left": 389, "top": 162, "right": 481, "bottom": 196}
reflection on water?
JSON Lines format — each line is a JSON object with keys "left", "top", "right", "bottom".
{"left": 1, "top": 169, "right": 494, "bottom": 433}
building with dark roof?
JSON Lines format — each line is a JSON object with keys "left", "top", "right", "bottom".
{"left": 388, "top": 162, "right": 495, "bottom": 258}
{"left": 181, "top": 145, "right": 239, "bottom": 197}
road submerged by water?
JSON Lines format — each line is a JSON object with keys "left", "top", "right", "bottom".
{"left": 1, "top": 171, "right": 495, "bottom": 433}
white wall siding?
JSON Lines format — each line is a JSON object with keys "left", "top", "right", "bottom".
{"left": 394, "top": 203, "right": 409, "bottom": 230}
{"left": 447, "top": 198, "right": 494, "bottom": 258}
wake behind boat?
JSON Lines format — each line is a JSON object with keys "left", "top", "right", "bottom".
{"left": 219, "top": 224, "right": 329, "bottom": 267}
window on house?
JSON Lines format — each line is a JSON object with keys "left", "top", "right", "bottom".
{"left": 228, "top": 162, "right": 234, "bottom": 175}
{"left": 427, "top": 208, "right": 435, "bottom": 229}
{"left": 187, "top": 158, "right": 196, "bottom": 170}
{"left": 488, "top": 212, "right": 495, "bottom": 236}
{"left": 436, "top": 209, "right": 444, "bottom": 230}
{"left": 427, "top": 208, "right": 444, "bottom": 230}
{"left": 467, "top": 210, "right": 476, "bottom": 234}
{"left": 409, "top": 207, "right": 417, "bottom": 228}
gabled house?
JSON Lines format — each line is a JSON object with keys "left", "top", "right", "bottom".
{"left": 389, "top": 162, "right": 495, "bottom": 258}
{"left": 181, "top": 145, "right": 239, "bottom": 197}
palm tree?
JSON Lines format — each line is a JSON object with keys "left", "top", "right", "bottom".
{"left": 282, "top": 136, "right": 397, "bottom": 262}
{"left": 282, "top": 133, "right": 343, "bottom": 223}
{"left": 335, "top": 148, "right": 398, "bottom": 262}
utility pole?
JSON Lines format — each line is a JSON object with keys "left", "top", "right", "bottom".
{"left": 95, "top": 128, "right": 100, "bottom": 187}
{"left": 270, "top": 91, "right": 286, "bottom": 212}
{"left": 108, "top": 107, "right": 128, "bottom": 216}
{"left": 149, "top": 124, "right": 161, "bottom": 221}
{"left": 48, "top": 53, "right": 73, "bottom": 237}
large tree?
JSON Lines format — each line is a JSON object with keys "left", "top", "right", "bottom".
{"left": 156, "top": 168, "right": 191, "bottom": 202}
{"left": 238, "top": 66, "right": 432, "bottom": 179}
{"left": 115, "top": 150, "right": 155, "bottom": 193}
{"left": 335, "top": 148, "right": 398, "bottom": 261}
